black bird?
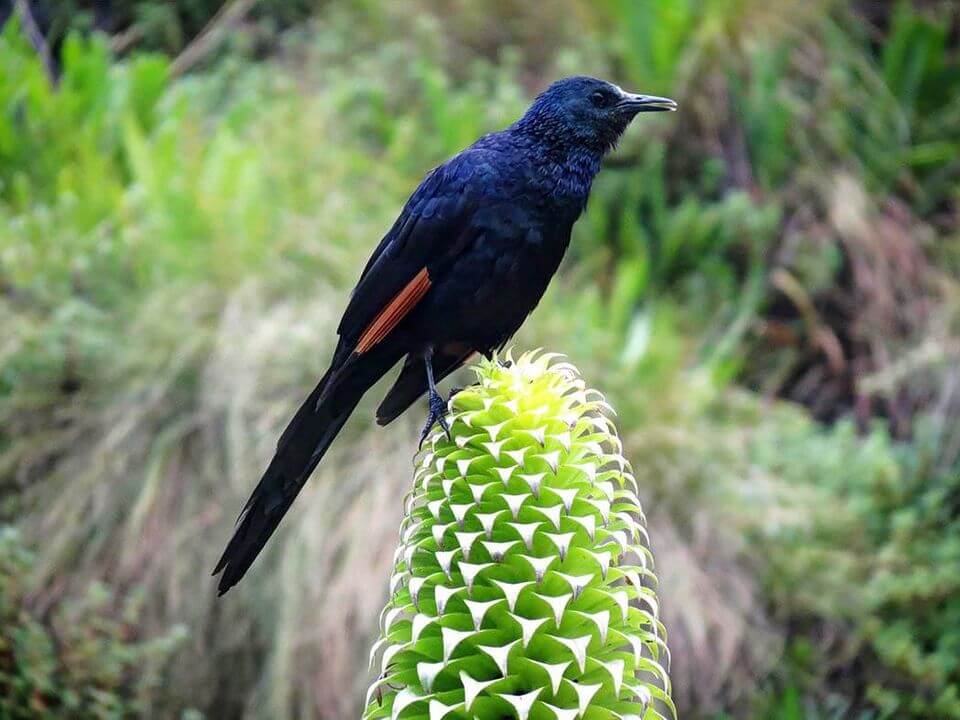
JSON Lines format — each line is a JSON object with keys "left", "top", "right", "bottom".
{"left": 213, "top": 76, "right": 676, "bottom": 594}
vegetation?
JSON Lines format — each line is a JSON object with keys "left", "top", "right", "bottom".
{"left": 0, "top": 528, "right": 185, "bottom": 718}
{"left": 365, "top": 354, "right": 673, "bottom": 719}
{"left": 0, "top": 1, "right": 958, "bottom": 718}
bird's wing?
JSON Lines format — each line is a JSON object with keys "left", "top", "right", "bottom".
{"left": 337, "top": 149, "right": 496, "bottom": 353}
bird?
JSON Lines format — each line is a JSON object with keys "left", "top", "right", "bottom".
{"left": 213, "top": 76, "right": 676, "bottom": 595}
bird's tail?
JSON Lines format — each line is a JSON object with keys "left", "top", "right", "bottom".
{"left": 213, "top": 347, "right": 398, "bottom": 595}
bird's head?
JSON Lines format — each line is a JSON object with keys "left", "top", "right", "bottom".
{"left": 516, "top": 76, "right": 677, "bottom": 154}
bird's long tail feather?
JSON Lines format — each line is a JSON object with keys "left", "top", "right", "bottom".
{"left": 213, "top": 348, "right": 398, "bottom": 595}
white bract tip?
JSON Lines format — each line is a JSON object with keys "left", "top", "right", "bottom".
{"left": 441, "top": 626, "right": 474, "bottom": 662}
{"left": 367, "top": 637, "right": 388, "bottom": 671}
{"left": 505, "top": 447, "right": 528, "bottom": 465}
{"left": 433, "top": 585, "right": 462, "bottom": 615}
{"left": 552, "top": 634, "right": 592, "bottom": 673}
{"left": 599, "top": 658, "right": 626, "bottom": 696}
{"left": 554, "top": 572, "right": 593, "bottom": 599}
{"left": 511, "top": 612, "right": 549, "bottom": 647}
{"left": 474, "top": 510, "right": 504, "bottom": 539}
{"left": 523, "top": 426, "right": 547, "bottom": 445}
{"left": 538, "top": 449, "right": 562, "bottom": 472}
{"left": 427, "top": 499, "right": 445, "bottom": 520}
{"left": 417, "top": 660, "right": 444, "bottom": 693}
{"left": 411, "top": 613, "right": 436, "bottom": 643}
{"left": 431, "top": 520, "right": 453, "bottom": 545}
{"left": 381, "top": 641, "right": 408, "bottom": 674}
{"left": 501, "top": 492, "right": 531, "bottom": 519}
{"left": 534, "top": 591, "right": 573, "bottom": 627}
{"left": 382, "top": 606, "right": 405, "bottom": 635}
{"left": 468, "top": 481, "right": 495, "bottom": 503}
{"left": 520, "top": 554, "right": 555, "bottom": 583}
{"left": 441, "top": 477, "right": 457, "bottom": 498}
{"left": 541, "top": 702, "right": 579, "bottom": 720}
{"left": 506, "top": 521, "right": 542, "bottom": 550}
{"left": 529, "top": 659, "right": 571, "bottom": 696}
{"left": 569, "top": 681, "right": 602, "bottom": 716}
{"left": 490, "top": 579, "right": 533, "bottom": 612}
{"left": 428, "top": 698, "right": 461, "bottom": 720}
{"left": 435, "top": 549, "right": 460, "bottom": 579}
{"left": 485, "top": 421, "right": 509, "bottom": 442}
{"left": 390, "top": 688, "right": 423, "bottom": 720}
{"left": 449, "top": 502, "right": 474, "bottom": 527}
{"left": 568, "top": 513, "right": 597, "bottom": 541}
{"left": 518, "top": 472, "right": 545, "bottom": 497}
{"left": 482, "top": 440, "right": 507, "bottom": 460}
{"left": 408, "top": 576, "right": 427, "bottom": 608}
{"left": 496, "top": 689, "right": 542, "bottom": 720}
{"left": 550, "top": 486, "right": 579, "bottom": 513}
{"left": 529, "top": 503, "right": 563, "bottom": 529}
{"left": 458, "top": 561, "right": 493, "bottom": 593}
{"left": 460, "top": 671, "right": 498, "bottom": 712}
{"left": 463, "top": 598, "right": 501, "bottom": 630}
{"left": 543, "top": 531, "right": 576, "bottom": 561}
{"left": 480, "top": 539, "right": 519, "bottom": 562}
{"left": 572, "top": 609, "right": 610, "bottom": 644}
{"left": 456, "top": 457, "right": 480, "bottom": 477}
{"left": 476, "top": 639, "right": 518, "bottom": 676}
{"left": 492, "top": 465, "right": 516, "bottom": 485}
{"left": 454, "top": 530, "right": 484, "bottom": 559}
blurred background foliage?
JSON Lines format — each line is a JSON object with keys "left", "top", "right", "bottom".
{"left": 0, "top": 0, "right": 958, "bottom": 718}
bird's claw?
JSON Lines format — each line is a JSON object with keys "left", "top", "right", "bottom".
{"left": 420, "top": 388, "right": 452, "bottom": 447}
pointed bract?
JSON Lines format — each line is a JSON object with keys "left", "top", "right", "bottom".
{"left": 463, "top": 598, "right": 501, "bottom": 630}
{"left": 417, "top": 660, "right": 445, "bottom": 693}
{"left": 529, "top": 659, "right": 571, "bottom": 695}
{"left": 491, "top": 579, "right": 533, "bottom": 612}
{"left": 476, "top": 639, "right": 518, "bottom": 676}
{"left": 511, "top": 613, "right": 549, "bottom": 647}
{"left": 428, "top": 698, "right": 461, "bottom": 720}
{"left": 497, "top": 689, "right": 542, "bottom": 720}
{"left": 441, "top": 627, "right": 473, "bottom": 662}
{"left": 569, "top": 681, "right": 602, "bottom": 716}
{"left": 542, "top": 703, "right": 579, "bottom": 720}
{"left": 363, "top": 356, "right": 672, "bottom": 720}
{"left": 460, "top": 671, "right": 497, "bottom": 712}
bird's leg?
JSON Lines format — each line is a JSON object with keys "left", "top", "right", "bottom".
{"left": 420, "top": 348, "right": 452, "bottom": 446}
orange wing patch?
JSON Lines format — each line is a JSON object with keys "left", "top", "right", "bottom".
{"left": 355, "top": 268, "right": 432, "bottom": 354}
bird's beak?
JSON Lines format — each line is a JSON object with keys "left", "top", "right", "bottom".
{"left": 616, "top": 92, "right": 678, "bottom": 113}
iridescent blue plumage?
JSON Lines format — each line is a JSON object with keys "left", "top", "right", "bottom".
{"left": 213, "top": 76, "right": 676, "bottom": 594}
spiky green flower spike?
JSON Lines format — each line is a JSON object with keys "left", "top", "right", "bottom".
{"left": 364, "top": 351, "right": 674, "bottom": 720}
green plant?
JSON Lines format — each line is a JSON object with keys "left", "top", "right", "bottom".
{"left": 2, "top": 2, "right": 959, "bottom": 718}
{"left": 364, "top": 353, "right": 673, "bottom": 719}
{"left": 0, "top": 527, "right": 186, "bottom": 719}
{"left": 756, "top": 415, "right": 960, "bottom": 719}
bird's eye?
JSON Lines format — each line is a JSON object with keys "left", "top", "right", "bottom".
{"left": 591, "top": 91, "right": 612, "bottom": 108}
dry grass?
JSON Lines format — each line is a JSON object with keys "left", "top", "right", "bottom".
{"left": 5, "top": 271, "right": 789, "bottom": 717}
{"left": 3, "top": 2, "right": 957, "bottom": 716}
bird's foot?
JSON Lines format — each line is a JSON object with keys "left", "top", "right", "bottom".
{"left": 419, "top": 388, "right": 452, "bottom": 447}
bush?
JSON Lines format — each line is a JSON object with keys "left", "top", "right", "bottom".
{"left": 756, "top": 416, "right": 960, "bottom": 718}
{"left": 0, "top": 527, "right": 186, "bottom": 719}
{"left": 1, "top": 1, "right": 959, "bottom": 718}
